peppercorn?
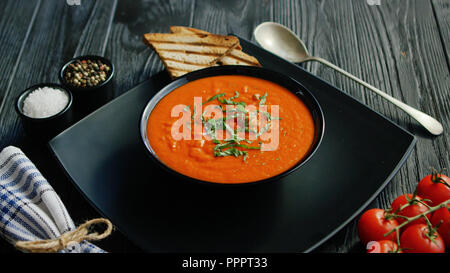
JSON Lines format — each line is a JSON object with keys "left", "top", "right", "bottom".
{"left": 64, "top": 58, "right": 111, "bottom": 88}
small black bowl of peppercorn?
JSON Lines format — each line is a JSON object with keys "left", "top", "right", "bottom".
{"left": 59, "top": 55, "right": 114, "bottom": 118}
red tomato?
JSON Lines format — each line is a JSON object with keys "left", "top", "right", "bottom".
{"left": 417, "top": 173, "right": 450, "bottom": 206}
{"left": 357, "top": 208, "right": 399, "bottom": 245}
{"left": 400, "top": 224, "right": 445, "bottom": 253}
{"left": 391, "top": 194, "right": 431, "bottom": 230}
{"left": 431, "top": 205, "right": 450, "bottom": 248}
{"left": 366, "top": 240, "right": 402, "bottom": 253}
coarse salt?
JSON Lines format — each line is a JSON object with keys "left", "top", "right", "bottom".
{"left": 22, "top": 87, "right": 69, "bottom": 118}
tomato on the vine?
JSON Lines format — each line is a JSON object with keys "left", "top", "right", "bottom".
{"left": 417, "top": 173, "right": 450, "bottom": 206}
{"left": 357, "top": 208, "right": 399, "bottom": 245}
{"left": 431, "top": 205, "right": 450, "bottom": 248}
{"left": 366, "top": 240, "right": 402, "bottom": 253}
{"left": 391, "top": 194, "right": 431, "bottom": 230}
{"left": 400, "top": 224, "right": 445, "bottom": 253}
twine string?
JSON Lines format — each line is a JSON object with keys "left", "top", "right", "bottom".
{"left": 15, "top": 218, "right": 113, "bottom": 253}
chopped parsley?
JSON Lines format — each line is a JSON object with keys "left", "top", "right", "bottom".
{"left": 187, "top": 90, "right": 280, "bottom": 161}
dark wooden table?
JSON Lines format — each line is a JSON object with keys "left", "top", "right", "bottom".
{"left": 0, "top": 0, "right": 448, "bottom": 253}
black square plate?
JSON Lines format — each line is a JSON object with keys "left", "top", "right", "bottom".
{"left": 49, "top": 37, "right": 416, "bottom": 252}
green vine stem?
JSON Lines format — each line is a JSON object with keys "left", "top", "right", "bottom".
{"left": 430, "top": 169, "right": 450, "bottom": 188}
{"left": 384, "top": 199, "right": 450, "bottom": 238}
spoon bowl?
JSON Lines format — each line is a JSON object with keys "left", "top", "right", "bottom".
{"left": 254, "top": 22, "right": 310, "bottom": 63}
{"left": 253, "top": 21, "right": 443, "bottom": 136}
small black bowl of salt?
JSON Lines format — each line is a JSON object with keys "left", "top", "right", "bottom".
{"left": 15, "top": 83, "right": 73, "bottom": 141}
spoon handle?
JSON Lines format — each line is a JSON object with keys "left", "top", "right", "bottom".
{"left": 307, "top": 56, "right": 443, "bottom": 136}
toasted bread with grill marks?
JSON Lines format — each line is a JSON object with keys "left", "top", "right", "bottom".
{"left": 169, "top": 26, "right": 243, "bottom": 51}
{"left": 144, "top": 33, "right": 240, "bottom": 48}
{"left": 169, "top": 26, "right": 212, "bottom": 35}
{"left": 143, "top": 28, "right": 261, "bottom": 78}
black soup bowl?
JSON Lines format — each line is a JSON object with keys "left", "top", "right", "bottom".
{"left": 140, "top": 65, "right": 325, "bottom": 186}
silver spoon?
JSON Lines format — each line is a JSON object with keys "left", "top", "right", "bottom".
{"left": 254, "top": 22, "right": 443, "bottom": 136}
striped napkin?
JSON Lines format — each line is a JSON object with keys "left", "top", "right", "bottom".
{"left": 0, "top": 146, "right": 105, "bottom": 253}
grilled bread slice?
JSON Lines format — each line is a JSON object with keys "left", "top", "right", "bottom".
{"left": 214, "top": 47, "right": 260, "bottom": 66}
{"left": 169, "top": 26, "right": 243, "bottom": 51}
{"left": 169, "top": 26, "right": 212, "bottom": 35}
{"left": 143, "top": 32, "right": 239, "bottom": 77}
{"left": 144, "top": 33, "right": 240, "bottom": 48}
{"left": 148, "top": 28, "right": 259, "bottom": 64}
{"left": 143, "top": 29, "right": 261, "bottom": 78}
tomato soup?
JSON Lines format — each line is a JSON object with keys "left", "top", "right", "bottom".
{"left": 147, "top": 75, "right": 315, "bottom": 184}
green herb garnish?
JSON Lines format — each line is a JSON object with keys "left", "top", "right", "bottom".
{"left": 186, "top": 90, "right": 281, "bottom": 162}
{"left": 259, "top": 92, "right": 268, "bottom": 105}
{"left": 203, "top": 93, "right": 226, "bottom": 104}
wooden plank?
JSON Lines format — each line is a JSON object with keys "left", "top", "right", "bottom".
{"left": 431, "top": 0, "right": 450, "bottom": 66}
{"left": 104, "top": 0, "right": 195, "bottom": 95}
{"left": 0, "top": 0, "right": 41, "bottom": 120}
{"left": 73, "top": 0, "right": 118, "bottom": 57}
{"left": 189, "top": 0, "right": 270, "bottom": 39}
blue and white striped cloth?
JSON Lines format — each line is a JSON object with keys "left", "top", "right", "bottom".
{"left": 0, "top": 146, "right": 105, "bottom": 253}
